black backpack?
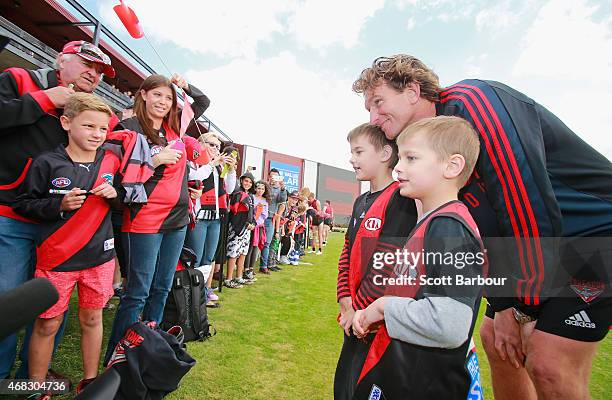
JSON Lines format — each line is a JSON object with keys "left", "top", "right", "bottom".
{"left": 161, "top": 247, "right": 214, "bottom": 342}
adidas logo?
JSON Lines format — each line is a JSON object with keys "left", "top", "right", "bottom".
{"left": 565, "top": 311, "right": 596, "bottom": 329}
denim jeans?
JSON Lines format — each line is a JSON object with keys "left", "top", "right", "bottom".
{"left": 105, "top": 226, "right": 186, "bottom": 363}
{"left": 0, "top": 217, "right": 66, "bottom": 378}
{"left": 184, "top": 219, "right": 221, "bottom": 267}
{"left": 259, "top": 217, "right": 275, "bottom": 267}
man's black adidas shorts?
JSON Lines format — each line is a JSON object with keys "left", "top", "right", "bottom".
{"left": 485, "top": 281, "right": 612, "bottom": 342}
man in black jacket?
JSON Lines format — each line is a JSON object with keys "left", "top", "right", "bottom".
{"left": 0, "top": 40, "right": 115, "bottom": 379}
{"left": 352, "top": 54, "right": 612, "bottom": 400}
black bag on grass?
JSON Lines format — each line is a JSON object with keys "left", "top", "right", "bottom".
{"left": 161, "top": 247, "right": 213, "bottom": 342}
{"left": 107, "top": 321, "right": 195, "bottom": 400}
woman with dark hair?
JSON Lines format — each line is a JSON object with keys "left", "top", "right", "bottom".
{"left": 224, "top": 172, "right": 256, "bottom": 288}
{"left": 105, "top": 74, "right": 210, "bottom": 362}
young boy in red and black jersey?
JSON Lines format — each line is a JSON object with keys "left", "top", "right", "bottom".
{"left": 13, "top": 93, "right": 120, "bottom": 393}
{"left": 350, "top": 116, "right": 485, "bottom": 400}
{"left": 334, "top": 123, "right": 418, "bottom": 399}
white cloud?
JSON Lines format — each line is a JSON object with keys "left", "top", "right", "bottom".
{"left": 474, "top": 0, "right": 534, "bottom": 33}
{"left": 513, "top": 0, "right": 611, "bottom": 82}
{"left": 406, "top": 17, "right": 416, "bottom": 31}
{"left": 288, "top": 0, "right": 386, "bottom": 50}
{"left": 99, "top": 0, "right": 386, "bottom": 57}
{"left": 512, "top": 0, "right": 612, "bottom": 159}
{"left": 464, "top": 54, "right": 488, "bottom": 76}
{"left": 99, "top": 0, "right": 294, "bottom": 58}
{"left": 185, "top": 53, "right": 366, "bottom": 169}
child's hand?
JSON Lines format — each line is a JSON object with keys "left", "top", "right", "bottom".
{"left": 352, "top": 297, "right": 386, "bottom": 338}
{"left": 90, "top": 183, "right": 117, "bottom": 199}
{"left": 60, "top": 188, "right": 87, "bottom": 211}
{"left": 338, "top": 297, "right": 355, "bottom": 336}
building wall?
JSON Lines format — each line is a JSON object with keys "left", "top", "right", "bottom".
{"left": 303, "top": 160, "right": 318, "bottom": 194}
{"left": 263, "top": 150, "right": 303, "bottom": 193}
{"left": 316, "top": 164, "right": 359, "bottom": 226}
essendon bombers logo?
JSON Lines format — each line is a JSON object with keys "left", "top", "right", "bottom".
{"left": 364, "top": 217, "right": 382, "bottom": 231}
{"left": 570, "top": 278, "right": 604, "bottom": 303}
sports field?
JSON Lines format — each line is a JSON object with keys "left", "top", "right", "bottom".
{"left": 45, "top": 232, "right": 611, "bottom": 399}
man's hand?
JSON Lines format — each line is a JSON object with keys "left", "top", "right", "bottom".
{"left": 153, "top": 143, "right": 182, "bottom": 167}
{"left": 60, "top": 188, "right": 87, "bottom": 211}
{"left": 90, "top": 183, "right": 117, "bottom": 199}
{"left": 44, "top": 86, "right": 75, "bottom": 108}
{"left": 520, "top": 320, "right": 537, "bottom": 357}
{"left": 493, "top": 308, "right": 524, "bottom": 368}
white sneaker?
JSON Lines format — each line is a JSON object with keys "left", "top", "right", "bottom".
{"left": 316, "top": 250, "right": 322, "bottom": 255}
{"left": 291, "top": 260, "right": 299, "bottom": 265}
{"left": 279, "top": 256, "right": 289, "bottom": 265}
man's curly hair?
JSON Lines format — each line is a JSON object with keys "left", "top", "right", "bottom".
{"left": 352, "top": 55, "right": 441, "bottom": 102}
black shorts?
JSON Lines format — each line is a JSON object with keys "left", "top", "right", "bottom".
{"left": 485, "top": 288, "right": 611, "bottom": 342}
{"left": 324, "top": 217, "right": 333, "bottom": 227}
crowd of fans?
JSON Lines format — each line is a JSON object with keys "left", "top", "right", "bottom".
{"left": 0, "top": 40, "right": 334, "bottom": 397}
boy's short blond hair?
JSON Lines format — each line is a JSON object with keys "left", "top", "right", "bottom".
{"left": 347, "top": 123, "right": 398, "bottom": 169}
{"left": 63, "top": 92, "right": 112, "bottom": 119}
{"left": 397, "top": 116, "right": 480, "bottom": 186}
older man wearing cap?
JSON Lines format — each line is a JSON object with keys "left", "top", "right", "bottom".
{"left": 0, "top": 40, "right": 115, "bottom": 379}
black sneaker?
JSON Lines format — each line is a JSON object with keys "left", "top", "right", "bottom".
{"left": 269, "top": 266, "right": 281, "bottom": 272}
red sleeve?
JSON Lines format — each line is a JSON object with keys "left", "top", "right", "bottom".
{"left": 337, "top": 235, "right": 351, "bottom": 301}
{"left": 29, "top": 90, "right": 56, "bottom": 115}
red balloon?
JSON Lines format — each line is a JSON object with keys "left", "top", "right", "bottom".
{"left": 113, "top": 0, "right": 144, "bottom": 39}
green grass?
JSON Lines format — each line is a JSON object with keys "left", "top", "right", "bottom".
{"left": 15, "top": 232, "right": 611, "bottom": 399}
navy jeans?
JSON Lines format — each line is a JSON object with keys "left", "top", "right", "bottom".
{"left": 184, "top": 219, "right": 221, "bottom": 267}
{"left": 0, "top": 217, "right": 66, "bottom": 378}
{"left": 259, "top": 217, "right": 275, "bottom": 267}
{"left": 105, "top": 226, "right": 186, "bottom": 363}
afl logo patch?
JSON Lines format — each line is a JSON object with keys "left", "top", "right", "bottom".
{"left": 51, "top": 177, "right": 71, "bottom": 188}
{"left": 101, "top": 173, "right": 114, "bottom": 185}
{"left": 364, "top": 217, "right": 382, "bottom": 231}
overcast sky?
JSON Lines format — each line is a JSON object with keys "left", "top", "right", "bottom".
{"left": 71, "top": 0, "right": 612, "bottom": 170}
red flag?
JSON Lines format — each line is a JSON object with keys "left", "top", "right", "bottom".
{"left": 114, "top": 1, "right": 144, "bottom": 39}
{"left": 180, "top": 92, "right": 195, "bottom": 137}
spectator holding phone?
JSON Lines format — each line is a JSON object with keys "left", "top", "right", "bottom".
{"left": 184, "top": 132, "right": 236, "bottom": 304}
{"left": 260, "top": 168, "right": 287, "bottom": 271}
{"left": 105, "top": 74, "right": 210, "bottom": 363}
